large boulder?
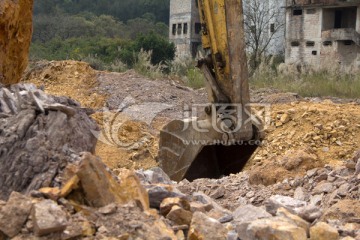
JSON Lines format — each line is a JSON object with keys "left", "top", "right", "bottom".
{"left": 0, "top": 0, "right": 34, "bottom": 85}
{"left": 0, "top": 84, "right": 98, "bottom": 200}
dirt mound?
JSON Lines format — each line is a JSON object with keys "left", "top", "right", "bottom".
{"left": 3, "top": 62, "right": 360, "bottom": 239}
{"left": 23, "top": 62, "right": 207, "bottom": 171}
{"left": 246, "top": 101, "right": 360, "bottom": 184}
{"left": 24, "top": 60, "right": 360, "bottom": 184}
{"left": 23, "top": 61, "right": 106, "bottom": 109}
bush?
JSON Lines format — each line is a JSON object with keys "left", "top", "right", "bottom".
{"left": 107, "top": 59, "right": 128, "bottom": 72}
{"left": 121, "top": 33, "right": 176, "bottom": 66}
{"left": 82, "top": 55, "right": 106, "bottom": 70}
{"left": 133, "top": 50, "right": 164, "bottom": 79}
{"left": 185, "top": 68, "right": 205, "bottom": 89}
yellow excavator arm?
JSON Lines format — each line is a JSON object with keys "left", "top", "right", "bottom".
{"left": 158, "top": 0, "right": 263, "bottom": 181}
{"left": 198, "top": 0, "right": 249, "bottom": 105}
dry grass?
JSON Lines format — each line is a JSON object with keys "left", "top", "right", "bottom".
{"left": 133, "top": 50, "right": 165, "bottom": 80}
{"left": 251, "top": 58, "right": 360, "bottom": 99}
{"left": 169, "top": 56, "right": 205, "bottom": 89}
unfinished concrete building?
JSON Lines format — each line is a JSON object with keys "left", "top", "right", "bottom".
{"left": 285, "top": 0, "right": 360, "bottom": 68}
{"left": 169, "top": 0, "right": 202, "bottom": 58}
{"left": 170, "top": 0, "right": 286, "bottom": 58}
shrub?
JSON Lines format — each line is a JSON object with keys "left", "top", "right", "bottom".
{"left": 133, "top": 50, "right": 164, "bottom": 79}
{"left": 132, "top": 32, "right": 176, "bottom": 66}
{"left": 185, "top": 68, "right": 205, "bottom": 89}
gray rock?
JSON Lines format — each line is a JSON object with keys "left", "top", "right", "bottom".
{"left": 307, "top": 168, "right": 318, "bottom": 178}
{"left": 188, "top": 212, "right": 227, "bottom": 240}
{"left": 219, "top": 214, "right": 233, "bottom": 223}
{"left": 142, "top": 167, "right": 174, "bottom": 185}
{"left": 192, "top": 192, "right": 231, "bottom": 216}
{"left": 314, "top": 173, "right": 329, "bottom": 183}
{"left": 233, "top": 205, "right": 271, "bottom": 224}
{"left": 98, "top": 203, "right": 118, "bottom": 215}
{"left": 313, "top": 182, "right": 334, "bottom": 194}
{"left": 297, "top": 205, "right": 323, "bottom": 222}
{"left": 227, "top": 231, "right": 238, "bottom": 240}
{"left": 0, "top": 192, "right": 32, "bottom": 237}
{"left": 294, "top": 187, "right": 307, "bottom": 201}
{"left": 210, "top": 186, "right": 226, "bottom": 199}
{"left": 0, "top": 85, "right": 98, "bottom": 200}
{"left": 333, "top": 167, "right": 352, "bottom": 177}
{"left": 327, "top": 175, "right": 336, "bottom": 182}
{"left": 236, "top": 217, "right": 307, "bottom": 240}
{"left": 355, "top": 157, "right": 360, "bottom": 175}
{"left": 146, "top": 185, "right": 186, "bottom": 208}
{"left": 265, "top": 195, "right": 307, "bottom": 215}
{"left": 338, "top": 183, "right": 350, "bottom": 197}
{"left": 32, "top": 200, "right": 68, "bottom": 236}
{"left": 310, "top": 194, "right": 324, "bottom": 206}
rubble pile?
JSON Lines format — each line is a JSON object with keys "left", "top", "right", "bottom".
{"left": 0, "top": 151, "right": 359, "bottom": 239}
{"left": 0, "top": 83, "right": 98, "bottom": 200}
{"left": 25, "top": 61, "right": 360, "bottom": 175}
{"left": 246, "top": 101, "right": 360, "bottom": 184}
{"left": 0, "top": 0, "right": 34, "bottom": 85}
{"left": 0, "top": 84, "right": 358, "bottom": 239}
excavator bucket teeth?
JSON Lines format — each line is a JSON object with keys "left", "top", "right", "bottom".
{"left": 158, "top": 119, "right": 260, "bottom": 181}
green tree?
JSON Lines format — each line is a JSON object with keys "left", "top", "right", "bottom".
{"left": 133, "top": 33, "right": 175, "bottom": 65}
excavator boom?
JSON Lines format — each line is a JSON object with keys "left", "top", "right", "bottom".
{"left": 158, "top": 0, "right": 264, "bottom": 181}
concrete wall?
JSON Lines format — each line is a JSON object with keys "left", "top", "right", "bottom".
{"left": 170, "top": 0, "right": 286, "bottom": 58}
{"left": 268, "top": 0, "right": 287, "bottom": 55}
{"left": 285, "top": 3, "right": 360, "bottom": 68}
{"left": 169, "top": 0, "right": 201, "bottom": 58}
{"left": 285, "top": 7, "right": 322, "bottom": 65}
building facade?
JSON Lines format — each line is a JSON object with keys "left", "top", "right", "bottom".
{"left": 169, "top": 0, "right": 202, "bottom": 58}
{"left": 169, "top": 0, "right": 286, "bottom": 58}
{"left": 243, "top": 0, "right": 286, "bottom": 56}
{"left": 285, "top": 0, "right": 360, "bottom": 68}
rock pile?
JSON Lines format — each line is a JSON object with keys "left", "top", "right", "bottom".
{"left": 0, "top": 84, "right": 98, "bottom": 200}
{"left": 175, "top": 151, "right": 360, "bottom": 239}
{"left": 0, "top": 0, "right": 34, "bottom": 85}
{"left": 1, "top": 149, "right": 358, "bottom": 239}
{"left": 246, "top": 101, "right": 360, "bottom": 185}
{"left": 0, "top": 85, "right": 358, "bottom": 239}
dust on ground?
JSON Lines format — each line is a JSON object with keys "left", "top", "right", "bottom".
{"left": 24, "top": 60, "right": 360, "bottom": 184}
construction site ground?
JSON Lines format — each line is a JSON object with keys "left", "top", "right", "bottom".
{"left": 0, "top": 59, "right": 354, "bottom": 239}
{"left": 23, "top": 60, "right": 360, "bottom": 180}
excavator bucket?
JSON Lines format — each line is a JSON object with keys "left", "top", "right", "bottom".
{"left": 158, "top": 116, "right": 263, "bottom": 182}
{"left": 158, "top": 0, "right": 264, "bottom": 181}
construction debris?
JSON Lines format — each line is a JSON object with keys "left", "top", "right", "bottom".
{"left": 0, "top": 84, "right": 98, "bottom": 200}
{"left": 0, "top": 192, "right": 32, "bottom": 237}
{"left": 0, "top": 63, "right": 358, "bottom": 239}
{"left": 32, "top": 200, "right": 68, "bottom": 236}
